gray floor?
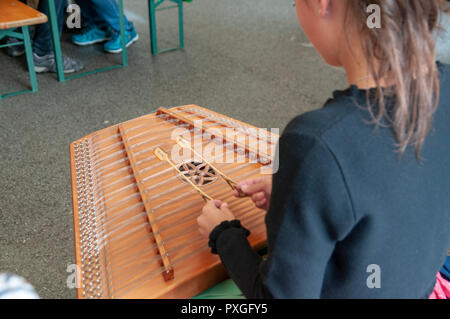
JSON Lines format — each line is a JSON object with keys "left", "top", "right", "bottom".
{"left": 0, "top": 1, "right": 448, "bottom": 299}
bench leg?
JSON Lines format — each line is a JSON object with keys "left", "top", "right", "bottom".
{"left": 22, "top": 26, "right": 38, "bottom": 93}
{"left": 47, "top": 0, "right": 66, "bottom": 82}
{"left": 149, "top": 0, "right": 158, "bottom": 55}
{"left": 0, "top": 27, "right": 37, "bottom": 99}
{"left": 148, "top": 0, "right": 185, "bottom": 55}
{"left": 118, "top": 0, "right": 128, "bottom": 67}
{"left": 178, "top": 0, "right": 184, "bottom": 49}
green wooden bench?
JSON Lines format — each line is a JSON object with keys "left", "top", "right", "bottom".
{"left": 45, "top": 0, "right": 128, "bottom": 82}
{"left": 0, "top": 0, "right": 47, "bottom": 99}
{"left": 149, "top": 0, "right": 191, "bottom": 55}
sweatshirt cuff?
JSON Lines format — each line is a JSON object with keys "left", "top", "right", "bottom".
{"left": 208, "top": 219, "right": 251, "bottom": 254}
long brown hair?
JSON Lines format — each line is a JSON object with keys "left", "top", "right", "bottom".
{"left": 345, "top": 0, "right": 447, "bottom": 158}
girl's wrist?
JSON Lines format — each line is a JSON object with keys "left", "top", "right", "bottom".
{"left": 208, "top": 219, "right": 251, "bottom": 254}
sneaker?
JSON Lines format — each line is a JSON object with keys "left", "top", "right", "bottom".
{"left": 72, "top": 25, "right": 112, "bottom": 46}
{"left": 104, "top": 27, "right": 139, "bottom": 54}
{"left": 33, "top": 52, "right": 84, "bottom": 74}
{"left": 6, "top": 37, "right": 25, "bottom": 57}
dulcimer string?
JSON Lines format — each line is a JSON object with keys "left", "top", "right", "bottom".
{"left": 91, "top": 144, "right": 252, "bottom": 230}
{"left": 96, "top": 168, "right": 256, "bottom": 261}
{"left": 80, "top": 158, "right": 262, "bottom": 251}
{"left": 102, "top": 205, "right": 267, "bottom": 297}
{"left": 89, "top": 110, "right": 236, "bottom": 161}
{"left": 93, "top": 163, "right": 263, "bottom": 255}
{"left": 88, "top": 126, "right": 233, "bottom": 193}
{"left": 180, "top": 105, "right": 278, "bottom": 146}
{"left": 87, "top": 115, "right": 268, "bottom": 192}
{"left": 112, "top": 214, "right": 268, "bottom": 298}
{"left": 90, "top": 112, "right": 269, "bottom": 175}
{"left": 93, "top": 165, "right": 263, "bottom": 274}
{"left": 86, "top": 148, "right": 256, "bottom": 248}
{"left": 94, "top": 177, "right": 267, "bottom": 294}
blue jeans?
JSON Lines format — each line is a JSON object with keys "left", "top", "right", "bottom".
{"left": 33, "top": 0, "right": 65, "bottom": 56}
{"left": 76, "top": 0, "right": 134, "bottom": 33}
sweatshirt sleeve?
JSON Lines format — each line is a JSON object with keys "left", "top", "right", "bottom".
{"left": 211, "top": 131, "right": 356, "bottom": 298}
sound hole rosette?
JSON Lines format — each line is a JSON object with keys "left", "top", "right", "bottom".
{"left": 177, "top": 161, "right": 218, "bottom": 186}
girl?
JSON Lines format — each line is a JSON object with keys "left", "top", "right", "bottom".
{"left": 197, "top": 0, "right": 450, "bottom": 298}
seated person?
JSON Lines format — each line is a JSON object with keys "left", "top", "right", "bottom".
{"left": 3, "top": 0, "right": 82, "bottom": 73}
{"left": 72, "top": 0, "right": 138, "bottom": 53}
{"left": 197, "top": 0, "right": 450, "bottom": 299}
{"left": 32, "top": 0, "right": 83, "bottom": 73}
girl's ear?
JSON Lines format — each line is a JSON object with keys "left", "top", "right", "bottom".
{"left": 318, "top": 0, "right": 332, "bottom": 18}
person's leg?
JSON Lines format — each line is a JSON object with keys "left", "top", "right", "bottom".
{"left": 87, "top": 0, "right": 138, "bottom": 53}
{"left": 32, "top": 0, "right": 65, "bottom": 56}
{"left": 5, "top": 37, "right": 25, "bottom": 57}
{"left": 32, "top": 0, "right": 83, "bottom": 73}
{"left": 72, "top": 0, "right": 113, "bottom": 46}
{"left": 5, "top": 0, "right": 27, "bottom": 57}
{"left": 75, "top": 0, "right": 106, "bottom": 29}
{"left": 88, "top": 0, "right": 133, "bottom": 33}
{"left": 26, "top": 0, "right": 39, "bottom": 9}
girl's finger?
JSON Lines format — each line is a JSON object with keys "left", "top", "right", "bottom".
{"left": 237, "top": 177, "right": 262, "bottom": 189}
{"left": 251, "top": 191, "right": 265, "bottom": 202}
{"left": 198, "top": 227, "right": 207, "bottom": 237}
{"left": 213, "top": 200, "right": 223, "bottom": 208}
{"left": 255, "top": 198, "right": 267, "bottom": 208}
{"left": 241, "top": 181, "right": 266, "bottom": 195}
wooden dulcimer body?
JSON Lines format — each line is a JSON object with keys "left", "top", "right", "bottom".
{"left": 70, "top": 105, "right": 278, "bottom": 298}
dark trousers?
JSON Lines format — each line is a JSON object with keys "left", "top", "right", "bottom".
{"left": 33, "top": 0, "right": 65, "bottom": 56}
{"left": 76, "top": 0, "right": 133, "bottom": 33}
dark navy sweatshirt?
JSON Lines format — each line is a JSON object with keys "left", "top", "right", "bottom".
{"left": 210, "top": 62, "right": 450, "bottom": 298}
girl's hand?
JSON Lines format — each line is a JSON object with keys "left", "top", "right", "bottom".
{"left": 197, "top": 200, "right": 235, "bottom": 238}
{"left": 233, "top": 176, "right": 272, "bottom": 211}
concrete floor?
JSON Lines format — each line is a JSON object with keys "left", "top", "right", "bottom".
{"left": 0, "top": 1, "right": 448, "bottom": 299}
